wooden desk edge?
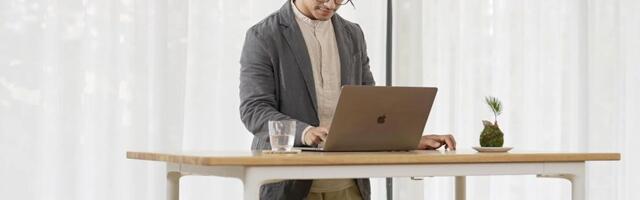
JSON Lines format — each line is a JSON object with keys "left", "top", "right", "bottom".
{"left": 126, "top": 151, "right": 620, "bottom": 166}
{"left": 127, "top": 151, "right": 183, "bottom": 164}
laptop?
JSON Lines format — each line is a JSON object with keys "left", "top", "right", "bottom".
{"left": 298, "top": 86, "right": 437, "bottom": 152}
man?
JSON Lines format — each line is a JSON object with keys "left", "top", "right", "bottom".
{"left": 239, "top": 0, "right": 456, "bottom": 199}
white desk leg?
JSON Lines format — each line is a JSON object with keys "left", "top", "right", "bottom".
{"left": 570, "top": 173, "right": 585, "bottom": 200}
{"left": 167, "top": 163, "right": 182, "bottom": 200}
{"left": 538, "top": 162, "right": 586, "bottom": 200}
{"left": 243, "top": 178, "right": 262, "bottom": 200}
{"left": 243, "top": 168, "right": 284, "bottom": 200}
{"left": 538, "top": 173, "right": 585, "bottom": 200}
{"left": 455, "top": 176, "right": 466, "bottom": 200}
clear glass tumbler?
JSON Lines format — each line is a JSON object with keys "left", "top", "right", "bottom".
{"left": 268, "top": 120, "right": 296, "bottom": 151}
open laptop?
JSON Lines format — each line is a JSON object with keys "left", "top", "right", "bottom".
{"left": 298, "top": 86, "right": 437, "bottom": 152}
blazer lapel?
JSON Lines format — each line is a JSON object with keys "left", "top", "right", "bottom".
{"left": 278, "top": 2, "right": 318, "bottom": 112}
{"left": 332, "top": 15, "right": 354, "bottom": 86}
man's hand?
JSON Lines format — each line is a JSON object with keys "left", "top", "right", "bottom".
{"left": 304, "top": 127, "right": 329, "bottom": 146}
{"left": 418, "top": 134, "right": 457, "bottom": 150}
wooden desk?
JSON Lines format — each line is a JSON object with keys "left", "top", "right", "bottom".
{"left": 127, "top": 150, "right": 620, "bottom": 200}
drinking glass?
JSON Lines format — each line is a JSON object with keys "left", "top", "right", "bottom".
{"left": 268, "top": 120, "right": 296, "bottom": 151}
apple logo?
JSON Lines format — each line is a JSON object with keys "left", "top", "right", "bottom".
{"left": 377, "top": 114, "right": 386, "bottom": 124}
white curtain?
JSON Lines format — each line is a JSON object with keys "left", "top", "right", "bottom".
{"left": 393, "top": 0, "right": 639, "bottom": 200}
{"left": 2, "top": 0, "right": 638, "bottom": 199}
{"left": 0, "top": 0, "right": 388, "bottom": 199}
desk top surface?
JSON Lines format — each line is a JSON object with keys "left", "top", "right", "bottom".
{"left": 127, "top": 149, "right": 620, "bottom": 166}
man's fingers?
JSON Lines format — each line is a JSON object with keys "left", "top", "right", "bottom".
{"left": 313, "top": 136, "right": 323, "bottom": 144}
{"left": 317, "top": 127, "right": 329, "bottom": 133}
{"left": 428, "top": 140, "right": 441, "bottom": 149}
{"left": 417, "top": 138, "right": 428, "bottom": 149}
{"left": 314, "top": 132, "right": 328, "bottom": 140}
{"left": 311, "top": 135, "right": 323, "bottom": 145}
{"left": 307, "top": 131, "right": 327, "bottom": 145}
{"left": 449, "top": 134, "right": 457, "bottom": 149}
{"left": 418, "top": 134, "right": 457, "bottom": 150}
{"left": 443, "top": 135, "right": 455, "bottom": 150}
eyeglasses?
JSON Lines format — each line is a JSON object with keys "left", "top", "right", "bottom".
{"left": 315, "top": 0, "right": 354, "bottom": 6}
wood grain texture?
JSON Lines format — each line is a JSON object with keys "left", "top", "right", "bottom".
{"left": 127, "top": 150, "right": 620, "bottom": 166}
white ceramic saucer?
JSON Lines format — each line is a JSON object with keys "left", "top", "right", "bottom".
{"left": 472, "top": 146, "right": 513, "bottom": 153}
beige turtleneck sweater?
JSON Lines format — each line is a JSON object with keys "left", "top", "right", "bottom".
{"left": 291, "top": 0, "right": 355, "bottom": 193}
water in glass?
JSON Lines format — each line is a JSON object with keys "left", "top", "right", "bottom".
{"left": 268, "top": 120, "right": 296, "bottom": 151}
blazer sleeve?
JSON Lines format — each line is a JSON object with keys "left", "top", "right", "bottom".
{"left": 239, "top": 28, "right": 310, "bottom": 147}
{"left": 355, "top": 24, "right": 376, "bottom": 86}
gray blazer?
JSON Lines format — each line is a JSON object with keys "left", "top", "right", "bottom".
{"left": 239, "top": 1, "right": 375, "bottom": 199}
